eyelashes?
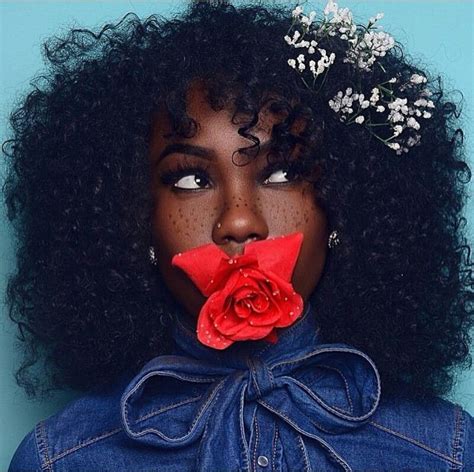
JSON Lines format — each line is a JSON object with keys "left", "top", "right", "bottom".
{"left": 158, "top": 160, "right": 301, "bottom": 191}
{"left": 159, "top": 162, "right": 212, "bottom": 188}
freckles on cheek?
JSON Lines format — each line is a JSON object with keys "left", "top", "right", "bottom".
{"left": 154, "top": 195, "right": 218, "bottom": 256}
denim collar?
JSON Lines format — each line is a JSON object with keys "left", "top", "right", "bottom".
{"left": 170, "top": 301, "right": 321, "bottom": 369}
{"left": 120, "top": 302, "right": 381, "bottom": 471}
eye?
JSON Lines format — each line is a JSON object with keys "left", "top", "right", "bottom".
{"left": 159, "top": 163, "right": 212, "bottom": 191}
{"left": 173, "top": 174, "right": 210, "bottom": 190}
{"left": 263, "top": 168, "right": 296, "bottom": 185}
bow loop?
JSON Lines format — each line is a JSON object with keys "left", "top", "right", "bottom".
{"left": 262, "top": 345, "right": 381, "bottom": 435}
{"left": 121, "top": 355, "right": 236, "bottom": 448}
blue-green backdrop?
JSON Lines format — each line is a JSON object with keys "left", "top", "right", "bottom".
{"left": 1, "top": 1, "right": 473, "bottom": 469}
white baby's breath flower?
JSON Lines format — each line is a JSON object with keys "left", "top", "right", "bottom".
{"left": 407, "top": 135, "right": 421, "bottom": 147}
{"left": 292, "top": 6, "right": 303, "bottom": 18}
{"left": 355, "top": 115, "right": 365, "bottom": 124}
{"left": 376, "top": 105, "right": 385, "bottom": 112}
{"left": 407, "top": 117, "right": 420, "bottom": 130}
{"left": 388, "top": 111, "right": 404, "bottom": 123}
{"left": 370, "top": 87, "right": 380, "bottom": 105}
{"left": 324, "top": 0, "right": 339, "bottom": 16}
{"left": 393, "top": 125, "right": 403, "bottom": 136}
{"left": 297, "top": 54, "right": 305, "bottom": 63}
{"left": 387, "top": 142, "right": 401, "bottom": 151}
{"left": 388, "top": 77, "right": 397, "bottom": 84}
{"left": 421, "top": 88, "right": 433, "bottom": 97}
{"left": 308, "top": 46, "right": 316, "bottom": 54}
{"left": 288, "top": 59, "right": 297, "bottom": 69}
{"left": 410, "top": 73, "right": 427, "bottom": 85}
{"left": 369, "top": 13, "right": 384, "bottom": 23}
{"left": 423, "top": 111, "right": 432, "bottom": 119}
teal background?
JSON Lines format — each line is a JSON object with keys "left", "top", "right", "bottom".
{"left": 1, "top": 1, "right": 473, "bottom": 469}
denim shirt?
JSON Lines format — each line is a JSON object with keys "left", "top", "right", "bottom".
{"left": 9, "top": 303, "right": 474, "bottom": 471}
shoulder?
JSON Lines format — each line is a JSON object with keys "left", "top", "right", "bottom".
{"left": 369, "top": 395, "right": 474, "bottom": 470}
{"left": 8, "top": 378, "right": 128, "bottom": 472}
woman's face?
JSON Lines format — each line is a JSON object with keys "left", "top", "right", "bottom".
{"left": 149, "top": 82, "right": 329, "bottom": 319}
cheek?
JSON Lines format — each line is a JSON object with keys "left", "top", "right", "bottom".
{"left": 261, "top": 187, "right": 328, "bottom": 299}
{"left": 152, "top": 192, "right": 218, "bottom": 258}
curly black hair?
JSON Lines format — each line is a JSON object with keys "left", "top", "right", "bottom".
{"left": 2, "top": 1, "right": 473, "bottom": 401}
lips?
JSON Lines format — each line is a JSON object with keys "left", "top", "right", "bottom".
{"left": 171, "top": 232, "right": 304, "bottom": 349}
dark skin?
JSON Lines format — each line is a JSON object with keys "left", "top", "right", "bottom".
{"left": 149, "top": 82, "right": 329, "bottom": 322}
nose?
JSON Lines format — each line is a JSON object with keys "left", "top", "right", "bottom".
{"left": 212, "top": 197, "right": 269, "bottom": 254}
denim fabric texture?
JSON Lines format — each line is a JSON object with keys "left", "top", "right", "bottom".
{"left": 9, "top": 303, "right": 474, "bottom": 471}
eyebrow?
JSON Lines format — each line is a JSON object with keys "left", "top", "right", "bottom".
{"left": 158, "top": 143, "right": 212, "bottom": 162}
{"left": 156, "top": 141, "right": 274, "bottom": 164}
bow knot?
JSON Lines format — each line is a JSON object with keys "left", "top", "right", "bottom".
{"left": 245, "top": 357, "right": 275, "bottom": 401}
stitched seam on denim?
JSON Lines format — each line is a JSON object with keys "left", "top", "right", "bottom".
{"left": 449, "top": 406, "right": 464, "bottom": 470}
{"left": 274, "top": 347, "right": 370, "bottom": 371}
{"left": 317, "top": 364, "right": 354, "bottom": 414}
{"left": 265, "top": 362, "right": 275, "bottom": 390}
{"left": 272, "top": 346, "right": 383, "bottom": 416}
{"left": 284, "top": 376, "right": 364, "bottom": 424}
{"left": 258, "top": 398, "right": 334, "bottom": 435}
{"left": 36, "top": 421, "right": 53, "bottom": 472}
{"left": 297, "top": 434, "right": 311, "bottom": 472}
{"left": 272, "top": 422, "right": 279, "bottom": 472}
{"left": 196, "top": 413, "right": 210, "bottom": 471}
{"left": 258, "top": 401, "right": 352, "bottom": 472}
{"left": 253, "top": 414, "right": 259, "bottom": 471}
{"left": 135, "top": 395, "right": 202, "bottom": 423}
{"left": 249, "top": 359, "right": 262, "bottom": 399}
{"left": 48, "top": 427, "right": 122, "bottom": 464}
{"left": 124, "top": 377, "right": 224, "bottom": 441}
{"left": 368, "top": 420, "right": 463, "bottom": 466}
{"left": 271, "top": 346, "right": 382, "bottom": 412}
{"left": 240, "top": 384, "right": 250, "bottom": 452}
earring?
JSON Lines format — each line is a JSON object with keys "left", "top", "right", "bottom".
{"left": 149, "top": 246, "right": 159, "bottom": 266}
{"left": 328, "top": 230, "right": 341, "bottom": 249}
{"left": 216, "top": 222, "right": 222, "bottom": 229}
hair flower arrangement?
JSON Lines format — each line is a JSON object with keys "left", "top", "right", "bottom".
{"left": 285, "top": 0, "right": 435, "bottom": 155}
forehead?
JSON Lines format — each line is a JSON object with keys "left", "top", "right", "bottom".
{"left": 152, "top": 81, "right": 285, "bottom": 144}
{"left": 151, "top": 80, "right": 308, "bottom": 146}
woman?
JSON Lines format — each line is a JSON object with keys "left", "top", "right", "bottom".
{"left": 4, "top": 1, "right": 474, "bottom": 470}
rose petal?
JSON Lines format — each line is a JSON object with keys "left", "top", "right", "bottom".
{"left": 247, "top": 300, "right": 282, "bottom": 326}
{"left": 196, "top": 295, "right": 235, "bottom": 349}
{"left": 228, "top": 323, "right": 274, "bottom": 341}
{"left": 234, "top": 300, "right": 251, "bottom": 318}
{"left": 244, "top": 232, "right": 303, "bottom": 282}
{"left": 247, "top": 293, "right": 270, "bottom": 313}
{"left": 212, "top": 308, "right": 250, "bottom": 336}
{"left": 171, "top": 244, "right": 228, "bottom": 296}
{"left": 208, "top": 254, "right": 258, "bottom": 294}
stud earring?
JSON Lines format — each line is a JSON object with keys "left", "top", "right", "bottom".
{"left": 328, "top": 230, "right": 341, "bottom": 249}
{"left": 149, "top": 246, "right": 159, "bottom": 266}
{"left": 216, "top": 222, "right": 222, "bottom": 229}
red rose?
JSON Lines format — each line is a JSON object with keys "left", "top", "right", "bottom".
{"left": 171, "top": 232, "right": 304, "bottom": 349}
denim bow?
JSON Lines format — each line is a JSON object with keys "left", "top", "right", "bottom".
{"left": 120, "top": 335, "right": 381, "bottom": 471}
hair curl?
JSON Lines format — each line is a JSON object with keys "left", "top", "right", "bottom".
{"left": 2, "top": 2, "right": 473, "bottom": 400}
